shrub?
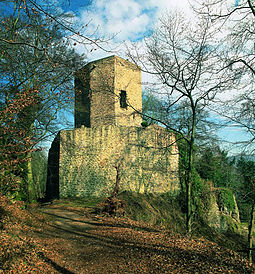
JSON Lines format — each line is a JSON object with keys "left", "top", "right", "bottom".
{"left": 141, "top": 121, "right": 149, "bottom": 128}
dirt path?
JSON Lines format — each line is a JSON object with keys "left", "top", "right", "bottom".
{"left": 33, "top": 205, "right": 255, "bottom": 273}
{"left": 38, "top": 205, "right": 161, "bottom": 273}
{"left": 40, "top": 207, "right": 97, "bottom": 232}
{"left": 2, "top": 196, "right": 254, "bottom": 273}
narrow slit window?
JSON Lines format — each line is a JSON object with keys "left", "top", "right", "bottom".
{"left": 120, "top": 90, "right": 128, "bottom": 108}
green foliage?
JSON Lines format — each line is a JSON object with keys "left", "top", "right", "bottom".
{"left": 222, "top": 215, "right": 239, "bottom": 233}
{"left": 236, "top": 157, "right": 255, "bottom": 221}
{"left": 12, "top": 179, "right": 29, "bottom": 203}
{"left": 56, "top": 197, "right": 105, "bottom": 208}
{"left": 192, "top": 170, "right": 205, "bottom": 213}
{"left": 0, "top": 0, "right": 86, "bottom": 194}
{"left": 195, "top": 146, "right": 239, "bottom": 189}
{"left": 177, "top": 137, "right": 203, "bottom": 196}
{"left": 217, "top": 188, "right": 236, "bottom": 213}
{"left": 142, "top": 91, "right": 166, "bottom": 125}
{"left": 195, "top": 147, "right": 255, "bottom": 223}
{"left": 192, "top": 169, "right": 204, "bottom": 196}
{"left": 237, "top": 157, "right": 255, "bottom": 202}
{"left": 141, "top": 121, "right": 149, "bottom": 128}
{"left": 175, "top": 135, "right": 189, "bottom": 191}
{"left": 191, "top": 171, "right": 213, "bottom": 219}
{"left": 118, "top": 191, "right": 186, "bottom": 233}
{"left": 31, "top": 151, "right": 47, "bottom": 199}
{"left": 62, "top": 163, "right": 108, "bottom": 198}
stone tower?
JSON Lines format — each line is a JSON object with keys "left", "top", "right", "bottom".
{"left": 74, "top": 55, "right": 142, "bottom": 128}
{"left": 46, "top": 55, "right": 180, "bottom": 199}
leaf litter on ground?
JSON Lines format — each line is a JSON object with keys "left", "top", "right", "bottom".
{"left": 0, "top": 196, "right": 254, "bottom": 273}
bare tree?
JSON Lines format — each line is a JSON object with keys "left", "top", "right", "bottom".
{"left": 127, "top": 12, "right": 233, "bottom": 233}
{"left": 193, "top": 0, "right": 255, "bottom": 153}
{"left": 0, "top": 0, "right": 112, "bottom": 199}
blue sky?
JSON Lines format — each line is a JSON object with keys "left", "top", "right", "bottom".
{"left": 57, "top": 0, "right": 251, "bottom": 155}
{"left": 61, "top": 0, "right": 239, "bottom": 61}
{"left": 30, "top": 0, "right": 249, "bottom": 155}
{"left": 61, "top": 0, "right": 193, "bottom": 60}
{"left": 62, "top": 0, "right": 92, "bottom": 12}
{"left": 0, "top": 0, "right": 249, "bottom": 154}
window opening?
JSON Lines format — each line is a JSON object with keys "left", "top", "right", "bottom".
{"left": 120, "top": 90, "right": 128, "bottom": 108}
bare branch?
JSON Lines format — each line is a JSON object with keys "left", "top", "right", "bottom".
{"left": 27, "top": 0, "right": 113, "bottom": 52}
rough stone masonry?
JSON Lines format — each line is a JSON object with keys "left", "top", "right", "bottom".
{"left": 46, "top": 55, "right": 180, "bottom": 199}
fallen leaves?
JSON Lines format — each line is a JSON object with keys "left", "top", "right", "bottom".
{"left": 0, "top": 197, "right": 255, "bottom": 273}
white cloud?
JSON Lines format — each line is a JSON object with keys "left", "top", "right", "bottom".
{"left": 80, "top": 0, "right": 148, "bottom": 42}
{"left": 67, "top": 0, "right": 250, "bottom": 154}
{"left": 145, "top": 0, "right": 192, "bottom": 13}
{"left": 79, "top": 0, "right": 191, "bottom": 43}
{"left": 73, "top": 0, "right": 193, "bottom": 62}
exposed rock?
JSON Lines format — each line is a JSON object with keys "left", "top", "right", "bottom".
{"left": 206, "top": 187, "right": 240, "bottom": 232}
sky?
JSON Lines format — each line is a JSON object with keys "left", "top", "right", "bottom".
{"left": 59, "top": 0, "right": 251, "bottom": 155}
{"left": 62, "top": 0, "right": 192, "bottom": 60}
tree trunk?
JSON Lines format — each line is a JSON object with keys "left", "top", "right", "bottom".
{"left": 185, "top": 107, "right": 196, "bottom": 234}
{"left": 185, "top": 143, "right": 193, "bottom": 234}
{"left": 248, "top": 201, "right": 255, "bottom": 263}
{"left": 185, "top": 173, "right": 192, "bottom": 234}
{"left": 27, "top": 152, "right": 36, "bottom": 202}
{"left": 112, "top": 163, "right": 121, "bottom": 198}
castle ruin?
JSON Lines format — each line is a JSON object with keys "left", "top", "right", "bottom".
{"left": 46, "top": 55, "right": 180, "bottom": 199}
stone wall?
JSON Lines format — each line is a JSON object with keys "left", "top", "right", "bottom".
{"left": 47, "top": 56, "right": 180, "bottom": 199}
{"left": 47, "top": 124, "right": 180, "bottom": 198}
{"left": 74, "top": 56, "right": 142, "bottom": 128}
{"left": 114, "top": 56, "right": 142, "bottom": 127}
{"left": 74, "top": 57, "right": 115, "bottom": 128}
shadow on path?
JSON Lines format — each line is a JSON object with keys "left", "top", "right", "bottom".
{"left": 38, "top": 252, "right": 75, "bottom": 274}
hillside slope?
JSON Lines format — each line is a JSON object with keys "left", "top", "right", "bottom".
{"left": 0, "top": 196, "right": 254, "bottom": 273}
